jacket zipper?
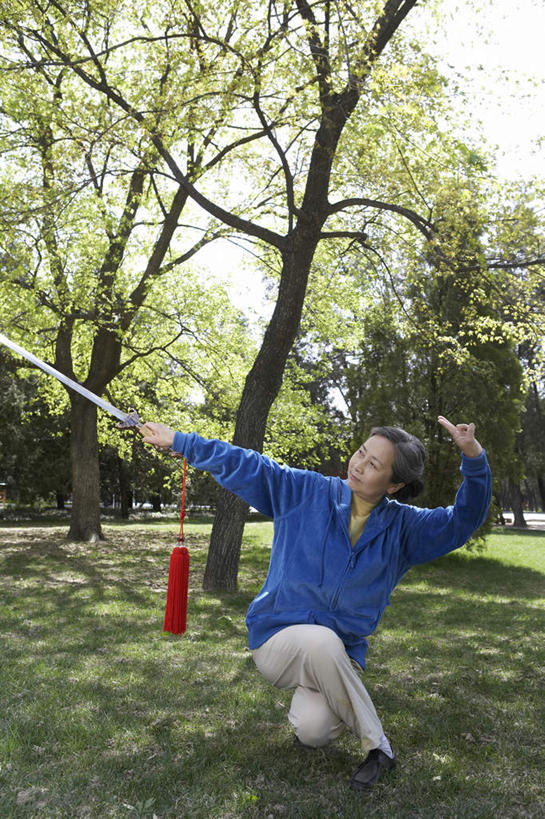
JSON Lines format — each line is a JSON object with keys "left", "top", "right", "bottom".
{"left": 330, "top": 551, "right": 357, "bottom": 610}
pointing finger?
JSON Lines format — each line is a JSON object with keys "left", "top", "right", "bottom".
{"left": 437, "top": 415, "right": 457, "bottom": 434}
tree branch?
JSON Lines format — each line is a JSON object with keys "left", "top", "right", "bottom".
{"left": 360, "top": 0, "right": 419, "bottom": 75}
{"left": 295, "top": 0, "right": 332, "bottom": 107}
{"left": 17, "top": 16, "right": 287, "bottom": 251}
{"left": 319, "top": 229, "right": 368, "bottom": 242}
{"left": 96, "top": 159, "right": 148, "bottom": 303}
{"left": 327, "top": 196, "right": 433, "bottom": 239}
{"left": 115, "top": 327, "right": 188, "bottom": 376}
{"left": 201, "top": 124, "right": 283, "bottom": 174}
{"left": 480, "top": 257, "right": 545, "bottom": 271}
{"left": 158, "top": 229, "right": 223, "bottom": 275}
{"left": 124, "top": 184, "right": 189, "bottom": 320}
{"left": 252, "top": 82, "right": 296, "bottom": 230}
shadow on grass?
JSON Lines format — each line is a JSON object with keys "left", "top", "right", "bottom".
{"left": 401, "top": 549, "right": 544, "bottom": 598}
{"left": 1, "top": 527, "right": 544, "bottom": 817}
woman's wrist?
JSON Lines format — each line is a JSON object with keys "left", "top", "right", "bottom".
{"left": 462, "top": 442, "right": 483, "bottom": 458}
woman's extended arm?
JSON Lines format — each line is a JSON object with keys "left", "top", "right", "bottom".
{"left": 138, "top": 422, "right": 318, "bottom": 518}
{"left": 398, "top": 417, "right": 491, "bottom": 568}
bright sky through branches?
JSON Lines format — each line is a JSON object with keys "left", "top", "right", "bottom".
{"left": 200, "top": 0, "right": 545, "bottom": 314}
{"left": 423, "top": 0, "right": 545, "bottom": 179}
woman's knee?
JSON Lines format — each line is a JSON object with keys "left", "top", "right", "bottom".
{"left": 289, "top": 687, "right": 344, "bottom": 748}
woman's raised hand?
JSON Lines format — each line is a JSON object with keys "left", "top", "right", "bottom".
{"left": 437, "top": 416, "right": 483, "bottom": 458}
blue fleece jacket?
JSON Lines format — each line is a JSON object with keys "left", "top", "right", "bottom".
{"left": 171, "top": 432, "right": 492, "bottom": 669}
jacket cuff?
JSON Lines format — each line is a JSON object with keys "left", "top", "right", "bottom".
{"left": 460, "top": 449, "right": 488, "bottom": 475}
{"left": 172, "top": 431, "right": 190, "bottom": 455}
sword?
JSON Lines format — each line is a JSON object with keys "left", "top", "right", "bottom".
{"left": 0, "top": 331, "right": 141, "bottom": 429}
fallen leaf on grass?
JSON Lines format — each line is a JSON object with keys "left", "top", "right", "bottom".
{"left": 478, "top": 734, "right": 496, "bottom": 745}
{"left": 462, "top": 731, "right": 495, "bottom": 745}
{"left": 16, "top": 787, "right": 48, "bottom": 805}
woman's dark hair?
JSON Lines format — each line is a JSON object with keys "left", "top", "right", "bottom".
{"left": 370, "top": 426, "right": 426, "bottom": 502}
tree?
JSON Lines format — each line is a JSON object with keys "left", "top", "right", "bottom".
{"left": 0, "top": 349, "right": 71, "bottom": 507}
{"left": 0, "top": 2, "right": 256, "bottom": 540}
{"left": 3, "top": 1, "right": 543, "bottom": 586}
{"left": 1, "top": 0, "right": 430, "bottom": 572}
{"left": 502, "top": 339, "right": 545, "bottom": 525}
{"left": 520, "top": 378, "right": 545, "bottom": 510}
{"left": 306, "top": 181, "right": 531, "bottom": 534}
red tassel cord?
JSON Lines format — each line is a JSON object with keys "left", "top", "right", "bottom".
{"left": 163, "top": 458, "right": 189, "bottom": 634}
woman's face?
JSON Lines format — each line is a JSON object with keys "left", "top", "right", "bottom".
{"left": 347, "top": 435, "right": 405, "bottom": 504}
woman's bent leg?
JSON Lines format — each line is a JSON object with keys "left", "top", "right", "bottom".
{"left": 252, "top": 624, "right": 384, "bottom": 752}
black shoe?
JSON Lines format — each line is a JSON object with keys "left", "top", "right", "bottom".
{"left": 349, "top": 748, "right": 397, "bottom": 790}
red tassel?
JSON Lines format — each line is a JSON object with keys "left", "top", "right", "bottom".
{"left": 164, "top": 458, "right": 189, "bottom": 634}
{"left": 163, "top": 544, "right": 189, "bottom": 634}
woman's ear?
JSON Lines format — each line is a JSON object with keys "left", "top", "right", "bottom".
{"left": 386, "top": 481, "right": 405, "bottom": 496}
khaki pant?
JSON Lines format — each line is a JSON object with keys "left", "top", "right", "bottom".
{"left": 251, "top": 624, "right": 383, "bottom": 752}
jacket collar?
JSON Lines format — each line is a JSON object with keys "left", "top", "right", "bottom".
{"left": 338, "top": 479, "right": 393, "bottom": 543}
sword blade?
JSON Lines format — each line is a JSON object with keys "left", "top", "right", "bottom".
{"left": 0, "top": 331, "right": 135, "bottom": 426}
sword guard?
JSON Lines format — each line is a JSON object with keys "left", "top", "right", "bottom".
{"left": 117, "top": 409, "right": 142, "bottom": 430}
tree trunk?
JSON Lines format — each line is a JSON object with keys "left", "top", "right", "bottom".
{"left": 118, "top": 456, "right": 133, "bottom": 519}
{"left": 201, "top": 0, "right": 420, "bottom": 591}
{"left": 536, "top": 475, "right": 545, "bottom": 511}
{"left": 204, "top": 233, "right": 320, "bottom": 590}
{"left": 524, "top": 479, "right": 536, "bottom": 512}
{"left": 67, "top": 396, "right": 103, "bottom": 541}
{"left": 493, "top": 493, "right": 506, "bottom": 525}
{"left": 204, "top": 491, "right": 249, "bottom": 590}
{"left": 509, "top": 479, "right": 527, "bottom": 529}
{"left": 56, "top": 491, "right": 65, "bottom": 510}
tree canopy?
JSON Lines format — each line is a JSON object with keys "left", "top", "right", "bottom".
{"left": 0, "top": 1, "right": 543, "bottom": 585}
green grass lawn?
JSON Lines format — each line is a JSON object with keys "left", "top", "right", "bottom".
{"left": 0, "top": 521, "right": 543, "bottom": 818}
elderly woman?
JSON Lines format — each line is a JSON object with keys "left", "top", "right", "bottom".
{"left": 140, "top": 416, "right": 491, "bottom": 791}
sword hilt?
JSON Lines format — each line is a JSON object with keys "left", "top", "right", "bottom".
{"left": 117, "top": 409, "right": 142, "bottom": 430}
{"left": 119, "top": 412, "right": 183, "bottom": 458}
